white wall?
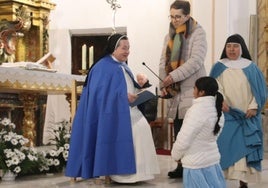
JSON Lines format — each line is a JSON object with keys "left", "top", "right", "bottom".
{"left": 49, "top": 0, "right": 255, "bottom": 86}
{"left": 191, "top": 0, "right": 256, "bottom": 72}
{"left": 191, "top": 0, "right": 214, "bottom": 72}
{"left": 49, "top": 0, "right": 169, "bottom": 87}
{"left": 228, "top": 0, "right": 256, "bottom": 43}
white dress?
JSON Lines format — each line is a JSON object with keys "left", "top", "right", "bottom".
{"left": 110, "top": 67, "right": 160, "bottom": 183}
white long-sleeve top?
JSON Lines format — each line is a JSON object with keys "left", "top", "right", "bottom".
{"left": 171, "top": 96, "right": 224, "bottom": 169}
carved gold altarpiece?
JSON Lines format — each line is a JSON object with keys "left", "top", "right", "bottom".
{"left": 257, "top": 0, "right": 268, "bottom": 108}
{"left": 0, "top": 0, "right": 56, "bottom": 62}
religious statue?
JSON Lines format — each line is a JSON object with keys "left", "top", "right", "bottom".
{"left": 0, "top": 5, "right": 31, "bottom": 64}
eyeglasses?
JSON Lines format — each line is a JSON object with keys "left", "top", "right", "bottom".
{"left": 168, "top": 15, "right": 185, "bottom": 21}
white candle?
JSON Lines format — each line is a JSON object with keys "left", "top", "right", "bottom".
{"left": 89, "top": 46, "right": 94, "bottom": 68}
{"left": 82, "top": 44, "right": 87, "bottom": 70}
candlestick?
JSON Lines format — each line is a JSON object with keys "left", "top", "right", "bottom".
{"left": 79, "top": 69, "right": 88, "bottom": 76}
{"left": 89, "top": 46, "right": 94, "bottom": 68}
{"left": 82, "top": 44, "right": 87, "bottom": 70}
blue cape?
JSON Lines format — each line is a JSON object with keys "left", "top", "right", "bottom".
{"left": 210, "top": 62, "right": 267, "bottom": 171}
{"left": 65, "top": 55, "right": 136, "bottom": 178}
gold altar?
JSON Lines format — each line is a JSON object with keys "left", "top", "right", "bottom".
{"left": 257, "top": 0, "right": 268, "bottom": 108}
{"left": 0, "top": 0, "right": 57, "bottom": 146}
{"left": 0, "top": 66, "right": 85, "bottom": 146}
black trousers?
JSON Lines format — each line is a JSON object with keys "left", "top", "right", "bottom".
{"left": 173, "top": 116, "right": 183, "bottom": 141}
{"left": 173, "top": 114, "right": 184, "bottom": 171}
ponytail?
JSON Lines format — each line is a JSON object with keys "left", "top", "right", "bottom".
{"left": 213, "top": 92, "right": 224, "bottom": 135}
{"left": 195, "top": 76, "right": 224, "bottom": 135}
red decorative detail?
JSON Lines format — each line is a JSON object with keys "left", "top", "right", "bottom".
{"left": 156, "top": 149, "right": 171, "bottom": 155}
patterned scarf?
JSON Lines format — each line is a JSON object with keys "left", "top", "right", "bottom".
{"left": 165, "top": 17, "right": 197, "bottom": 74}
{"left": 164, "top": 17, "right": 197, "bottom": 95}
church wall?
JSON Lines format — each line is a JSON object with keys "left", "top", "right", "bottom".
{"left": 192, "top": 0, "right": 256, "bottom": 72}
{"left": 49, "top": 0, "right": 255, "bottom": 86}
{"left": 49, "top": 0, "right": 170, "bottom": 82}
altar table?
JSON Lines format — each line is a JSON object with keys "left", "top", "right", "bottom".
{"left": 0, "top": 67, "right": 86, "bottom": 146}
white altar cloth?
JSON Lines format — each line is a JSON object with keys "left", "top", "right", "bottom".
{"left": 0, "top": 66, "right": 85, "bottom": 94}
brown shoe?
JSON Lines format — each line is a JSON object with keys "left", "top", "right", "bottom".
{"left": 105, "top": 176, "right": 112, "bottom": 184}
{"left": 70, "top": 177, "right": 77, "bottom": 183}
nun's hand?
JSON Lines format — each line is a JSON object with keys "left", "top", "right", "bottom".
{"left": 222, "top": 101, "right": 229, "bottom": 112}
{"left": 246, "top": 109, "right": 257, "bottom": 118}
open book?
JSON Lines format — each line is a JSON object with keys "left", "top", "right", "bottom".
{"left": 25, "top": 53, "right": 57, "bottom": 72}
{"left": 36, "top": 52, "right": 56, "bottom": 69}
{"left": 0, "top": 53, "right": 57, "bottom": 72}
{"left": 130, "top": 90, "right": 156, "bottom": 107}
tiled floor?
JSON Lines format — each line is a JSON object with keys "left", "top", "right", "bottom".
{"left": 0, "top": 153, "right": 267, "bottom": 188}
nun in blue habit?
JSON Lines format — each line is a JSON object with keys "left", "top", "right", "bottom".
{"left": 65, "top": 34, "right": 159, "bottom": 183}
{"left": 210, "top": 34, "right": 267, "bottom": 187}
